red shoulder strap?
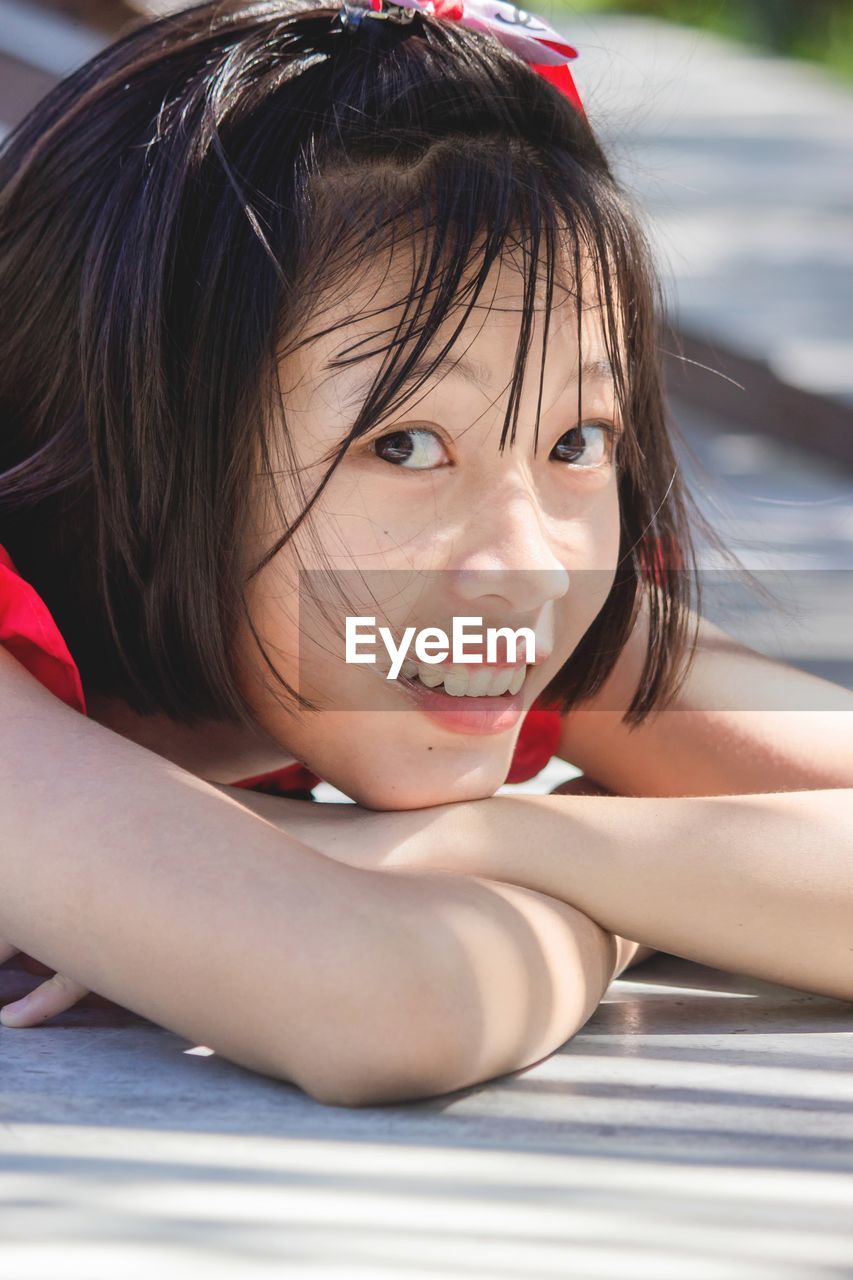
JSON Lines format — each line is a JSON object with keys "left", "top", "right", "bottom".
{"left": 0, "top": 545, "right": 87, "bottom": 715}
{"left": 504, "top": 701, "right": 562, "bottom": 784}
{"left": 230, "top": 762, "right": 323, "bottom": 795}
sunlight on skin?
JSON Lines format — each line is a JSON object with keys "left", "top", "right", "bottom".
{"left": 234, "top": 247, "right": 625, "bottom": 812}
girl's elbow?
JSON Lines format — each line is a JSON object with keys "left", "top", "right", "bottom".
{"left": 263, "top": 961, "right": 464, "bottom": 1108}
{"left": 280, "top": 1049, "right": 458, "bottom": 1111}
{"left": 289, "top": 1017, "right": 463, "bottom": 1109}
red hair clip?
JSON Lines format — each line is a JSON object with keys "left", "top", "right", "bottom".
{"left": 339, "top": 0, "right": 586, "bottom": 117}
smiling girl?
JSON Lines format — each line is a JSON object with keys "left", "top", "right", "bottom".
{"left": 1, "top": 0, "right": 851, "bottom": 1107}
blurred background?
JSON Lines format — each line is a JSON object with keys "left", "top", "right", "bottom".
{"left": 15, "top": 0, "right": 853, "bottom": 82}
{"left": 569, "top": 0, "right": 853, "bottom": 82}
{"left": 1, "top": 0, "right": 852, "bottom": 731}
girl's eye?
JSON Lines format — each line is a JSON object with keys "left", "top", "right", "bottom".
{"left": 551, "top": 422, "right": 618, "bottom": 469}
{"left": 371, "top": 427, "right": 449, "bottom": 470}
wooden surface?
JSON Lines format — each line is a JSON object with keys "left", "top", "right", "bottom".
{"left": 3, "top": 946, "right": 853, "bottom": 1279}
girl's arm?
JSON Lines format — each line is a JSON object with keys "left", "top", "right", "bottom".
{"left": 556, "top": 599, "right": 853, "bottom": 797}
{"left": 211, "top": 606, "right": 853, "bottom": 1001}
{"left": 234, "top": 784, "right": 853, "bottom": 1003}
{"left": 455, "top": 787, "right": 853, "bottom": 1002}
{"left": 0, "top": 648, "right": 628, "bottom": 1106}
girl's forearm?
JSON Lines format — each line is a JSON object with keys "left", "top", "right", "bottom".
{"left": 432, "top": 789, "right": 853, "bottom": 1002}
{"left": 1, "top": 655, "right": 630, "bottom": 1107}
{"left": 258, "top": 787, "right": 853, "bottom": 1002}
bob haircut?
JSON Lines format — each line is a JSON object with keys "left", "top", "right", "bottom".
{"left": 0, "top": 0, "right": 718, "bottom": 731}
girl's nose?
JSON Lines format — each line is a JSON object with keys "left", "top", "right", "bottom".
{"left": 447, "top": 488, "right": 570, "bottom": 616}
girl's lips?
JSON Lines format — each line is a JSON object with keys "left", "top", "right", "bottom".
{"left": 391, "top": 670, "right": 526, "bottom": 735}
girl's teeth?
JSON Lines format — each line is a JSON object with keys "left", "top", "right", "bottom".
{"left": 480, "top": 667, "right": 514, "bottom": 697}
{"left": 408, "top": 662, "right": 526, "bottom": 697}
{"left": 442, "top": 672, "right": 468, "bottom": 697}
{"left": 508, "top": 665, "right": 526, "bottom": 696}
{"left": 466, "top": 666, "right": 495, "bottom": 697}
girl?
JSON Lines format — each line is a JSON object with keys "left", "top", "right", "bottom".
{"left": 1, "top": 0, "right": 851, "bottom": 1108}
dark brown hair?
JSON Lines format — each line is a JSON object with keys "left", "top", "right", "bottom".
{"left": 0, "top": 0, "right": 721, "bottom": 730}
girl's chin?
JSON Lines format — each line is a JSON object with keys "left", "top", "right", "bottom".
{"left": 345, "top": 767, "right": 505, "bottom": 812}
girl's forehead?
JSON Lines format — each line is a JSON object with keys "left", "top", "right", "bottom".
{"left": 284, "top": 247, "right": 622, "bottom": 402}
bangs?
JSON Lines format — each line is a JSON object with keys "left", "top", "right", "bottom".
{"left": 251, "top": 132, "right": 644, "bottom": 579}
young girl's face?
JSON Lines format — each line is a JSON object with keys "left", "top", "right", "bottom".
{"left": 237, "top": 250, "right": 624, "bottom": 809}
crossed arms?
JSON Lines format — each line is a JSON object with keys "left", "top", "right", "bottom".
{"left": 2, "top": 605, "right": 852, "bottom": 1107}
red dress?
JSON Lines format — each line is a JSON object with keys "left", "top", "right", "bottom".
{"left": 0, "top": 545, "right": 562, "bottom": 792}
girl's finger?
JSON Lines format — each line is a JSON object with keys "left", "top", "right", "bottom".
{"left": 0, "top": 973, "right": 90, "bottom": 1027}
{"left": 0, "top": 942, "right": 20, "bottom": 965}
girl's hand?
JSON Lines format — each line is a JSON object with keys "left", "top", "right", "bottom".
{"left": 0, "top": 942, "right": 90, "bottom": 1027}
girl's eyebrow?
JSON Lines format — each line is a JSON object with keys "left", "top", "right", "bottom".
{"left": 426, "top": 354, "right": 616, "bottom": 391}
{"left": 336, "top": 352, "right": 616, "bottom": 409}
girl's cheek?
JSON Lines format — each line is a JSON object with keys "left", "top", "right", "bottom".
{"left": 324, "top": 485, "right": 442, "bottom": 562}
